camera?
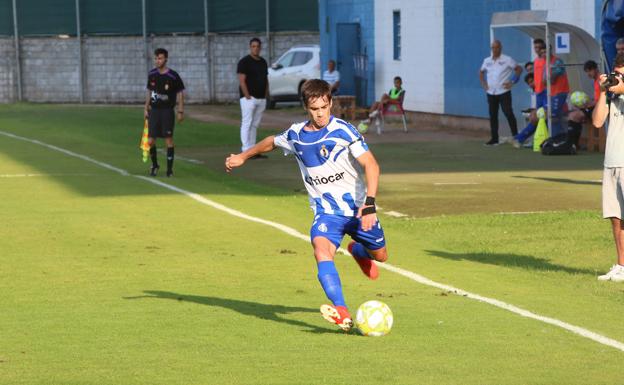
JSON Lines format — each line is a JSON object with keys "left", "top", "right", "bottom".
{"left": 602, "top": 72, "right": 623, "bottom": 88}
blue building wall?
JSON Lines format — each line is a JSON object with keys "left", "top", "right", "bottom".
{"left": 595, "top": 0, "right": 603, "bottom": 41}
{"left": 444, "top": 0, "right": 531, "bottom": 118}
{"left": 319, "top": 0, "right": 375, "bottom": 105}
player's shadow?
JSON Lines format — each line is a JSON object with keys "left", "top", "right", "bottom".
{"left": 512, "top": 175, "right": 601, "bottom": 186}
{"left": 426, "top": 250, "right": 595, "bottom": 275}
{"left": 123, "top": 290, "right": 341, "bottom": 334}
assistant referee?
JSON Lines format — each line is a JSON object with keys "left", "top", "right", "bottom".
{"left": 144, "top": 48, "right": 185, "bottom": 177}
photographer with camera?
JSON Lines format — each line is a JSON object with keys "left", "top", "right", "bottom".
{"left": 592, "top": 53, "right": 624, "bottom": 281}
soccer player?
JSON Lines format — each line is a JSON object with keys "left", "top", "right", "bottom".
{"left": 225, "top": 79, "right": 389, "bottom": 331}
{"left": 144, "top": 48, "right": 185, "bottom": 177}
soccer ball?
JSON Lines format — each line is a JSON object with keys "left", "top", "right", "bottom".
{"left": 570, "top": 90, "right": 589, "bottom": 108}
{"left": 357, "top": 121, "right": 369, "bottom": 134}
{"left": 355, "top": 300, "right": 393, "bottom": 337}
{"left": 536, "top": 107, "right": 546, "bottom": 120}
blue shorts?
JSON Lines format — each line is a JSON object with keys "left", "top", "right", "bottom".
{"left": 310, "top": 214, "right": 386, "bottom": 250}
{"left": 536, "top": 90, "right": 548, "bottom": 109}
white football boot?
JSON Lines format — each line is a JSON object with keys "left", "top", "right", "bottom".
{"left": 597, "top": 264, "right": 624, "bottom": 282}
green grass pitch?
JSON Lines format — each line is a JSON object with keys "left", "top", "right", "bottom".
{"left": 0, "top": 104, "right": 622, "bottom": 385}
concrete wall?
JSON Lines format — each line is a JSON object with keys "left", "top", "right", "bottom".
{"left": 0, "top": 38, "right": 15, "bottom": 103}
{"left": 0, "top": 32, "right": 319, "bottom": 104}
{"left": 85, "top": 37, "right": 145, "bottom": 103}
{"left": 21, "top": 38, "right": 81, "bottom": 102}
{"left": 374, "top": 0, "right": 445, "bottom": 114}
{"left": 531, "top": 0, "right": 598, "bottom": 38}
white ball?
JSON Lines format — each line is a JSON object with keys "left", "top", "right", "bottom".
{"left": 570, "top": 91, "right": 589, "bottom": 108}
{"left": 355, "top": 300, "right": 393, "bottom": 337}
{"left": 536, "top": 107, "right": 546, "bottom": 120}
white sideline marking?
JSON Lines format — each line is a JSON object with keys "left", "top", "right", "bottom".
{"left": 385, "top": 211, "right": 408, "bottom": 218}
{"left": 0, "top": 131, "right": 129, "bottom": 176}
{"left": 2, "top": 129, "right": 624, "bottom": 353}
{"left": 498, "top": 211, "right": 561, "bottom": 215}
{"left": 156, "top": 149, "right": 204, "bottom": 164}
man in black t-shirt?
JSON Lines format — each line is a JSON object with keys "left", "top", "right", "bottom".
{"left": 144, "top": 48, "right": 185, "bottom": 177}
{"left": 237, "top": 38, "right": 269, "bottom": 158}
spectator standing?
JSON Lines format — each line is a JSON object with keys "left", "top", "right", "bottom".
{"left": 237, "top": 38, "right": 269, "bottom": 158}
{"left": 322, "top": 60, "right": 340, "bottom": 95}
{"left": 479, "top": 40, "right": 522, "bottom": 146}
{"left": 533, "top": 38, "right": 570, "bottom": 137}
{"left": 593, "top": 53, "right": 624, "bottom": 281}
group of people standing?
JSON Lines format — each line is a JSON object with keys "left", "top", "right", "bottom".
{"left": 479, "top": 38, "right": 570, "bottom": 147}
{"left": 141, "top": 34, "right": 624, "bottom": 321}
{"left": 479, "top": 37, "right": 624, "bottom": 282}
{"left": 143, "top": 39, "right": 389, "bottom": 331}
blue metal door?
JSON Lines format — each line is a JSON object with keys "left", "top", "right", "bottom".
{"left": 336, "top": 23, "right": 360, "bottom": 98}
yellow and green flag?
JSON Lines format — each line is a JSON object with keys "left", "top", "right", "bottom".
{"left": 533, "top": 117, "right": 549, "bottom": 152}
{"left": 139, "top": 119, "right": 150, "bottom": 162}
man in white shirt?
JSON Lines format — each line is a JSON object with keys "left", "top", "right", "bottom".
{"left": 479, "top": 40, "right": 522, "bottom": 146}
{"left": 322, "top": 60, "right": 340, "bottom": 95}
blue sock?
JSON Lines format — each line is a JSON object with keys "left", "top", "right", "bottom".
{"left": 351, "top": 242, "right": 373, "bottom": 260}
{"left": 317, "top": 261, "right": 346, "bottom": 307}
{"left": 516, "top": 122, "right": 536, "bottom": 143}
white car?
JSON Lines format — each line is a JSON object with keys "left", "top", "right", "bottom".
{"left": 268, "top": 45, "right": 320, "bottom": 108}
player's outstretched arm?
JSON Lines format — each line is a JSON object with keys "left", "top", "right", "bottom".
{"left": 355, "top": 151, "right": 380, "bottom": 231}
{"left": 225, "top": 135, "right": 276, "bottom": 172}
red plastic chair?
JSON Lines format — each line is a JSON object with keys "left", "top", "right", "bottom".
{"left": 375, "top": 90, "right": 408, "bottom": 134}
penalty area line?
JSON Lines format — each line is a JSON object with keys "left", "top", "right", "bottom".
{"left": 2, "top": 129, "right": 623, "bottom": 353}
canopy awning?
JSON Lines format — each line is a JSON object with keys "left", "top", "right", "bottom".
{"left": 491, "top": 11, "right": 601, "bottom": 132}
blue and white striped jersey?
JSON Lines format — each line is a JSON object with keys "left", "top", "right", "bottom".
{"left": 274, "top": 116, "right": 369, "bottom": 217}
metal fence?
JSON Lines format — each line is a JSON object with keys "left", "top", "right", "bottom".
{"left": 1, "top": 0, "right": 318, "bottom": 103}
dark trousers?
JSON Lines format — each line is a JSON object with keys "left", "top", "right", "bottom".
{"left": 487, "top": 91, "right": 517, "bottom": 141}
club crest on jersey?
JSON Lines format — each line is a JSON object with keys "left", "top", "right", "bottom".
{"left": 320, "top": 144, "right": 329, "bottom": 158}
{"left": 165, "top": 83, "right": 169, "bottom": 90}
{"left": 318, "top": 223, "right": 328, "bottom": 233}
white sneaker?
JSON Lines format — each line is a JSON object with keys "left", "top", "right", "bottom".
{"left": 511, "top": 138, "right": 522, "bottom": 148}
{"left": 597, "top": 264, "right": 624, "bottom": 282}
